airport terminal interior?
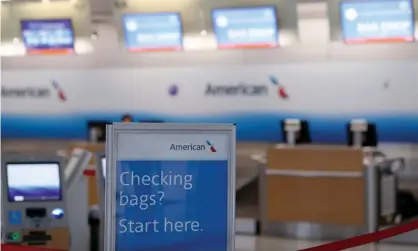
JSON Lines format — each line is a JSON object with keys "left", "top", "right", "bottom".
{"left": 1, "top": 0, "right": 418, "bottom": 250}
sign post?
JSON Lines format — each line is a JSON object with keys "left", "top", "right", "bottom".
{"left": 104, "top": 123, "right": 236, "bottom": 251}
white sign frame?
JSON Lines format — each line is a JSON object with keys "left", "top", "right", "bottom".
{"left": 104, "top": 123, "right": 236, "bottom": 251}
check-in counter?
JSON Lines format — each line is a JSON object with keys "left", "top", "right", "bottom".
{"left": 67, "top": 142, "right": 104, "bottom": 206}
{"left": 260, "top": 145, "right": 396, "bottom": 240}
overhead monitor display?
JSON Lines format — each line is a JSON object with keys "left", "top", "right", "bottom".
{"left": 123, "top": 13, "right": 183, "bottom": 52}
{"left": 340, "top": 0, "right": 415, "bottom": 44}
{"left": 20, "top": 19, "right": 75, "bottom": 54}
{"left": 212, "top": 6, "right": 279, "bottom": 49}
{"left": 101, "top": 157, "right": 106, "bottom": 178}
{"left": 7, "top": 163, "right": 62, "bottom": 202}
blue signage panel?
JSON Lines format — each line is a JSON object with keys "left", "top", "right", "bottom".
{"left": 212, "top": 7, "right": 279, "bottom": 49}
{"left": 116, "top": 160, "right": 228, "bottom": 251}
{"left": 106, "top": 124, "right": 235, "bottom": 251}
{"left": 21, "top": 19, "right": 75, "bottom": 54}
{"left": 123, "top": 13, "right": 183, "bottom": 52}
{"left": 340, "top": 0, "right": 415, "bottom": 43}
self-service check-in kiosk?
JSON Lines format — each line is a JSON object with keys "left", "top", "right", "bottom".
{"left": 1, "top": 154, "right": 70, "bottom": 250}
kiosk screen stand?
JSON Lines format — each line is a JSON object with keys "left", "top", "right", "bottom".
{"left": 7, "top": 163, "right": 61, "bottom": 202}
{"left": 105, "top": 123, "right": 235, "bottom": 251}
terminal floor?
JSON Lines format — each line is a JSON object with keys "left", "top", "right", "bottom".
{"left": 235, "top": 235, "right": 418, "bottom": 251}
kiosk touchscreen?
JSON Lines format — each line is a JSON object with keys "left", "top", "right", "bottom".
{"left": 1, "top": 154, "right": 70, "bottom": 249}
{"left": 7, "top": 162, "right": 62, "bottom": 202}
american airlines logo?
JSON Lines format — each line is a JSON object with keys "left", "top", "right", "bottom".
{"left": 1, "top": 81, "right": 67, "bottom": 101}
{"left": 204, "top": 76, "right": 288, "bottom": 98}
{"left": 205, "top": 83, "right": 268, "bottom": 96}
{"left": 170, "top": 141, "right": 217, "bottom": 152}
{"left": 2, "top": 86, "right": 50, "bottom": 98}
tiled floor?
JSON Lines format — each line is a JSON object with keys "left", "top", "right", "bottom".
{"left": 235, "top": 235, "right": 418, "bottom": 251}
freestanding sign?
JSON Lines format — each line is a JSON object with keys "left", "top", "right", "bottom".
{"left": 104, "top": 123, "right": 236, "bottom": 251}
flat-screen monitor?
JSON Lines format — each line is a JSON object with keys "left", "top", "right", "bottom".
{"left": 212, "top": 6, "right": 278, "bottom": 49}
{"left": 87, "top": 121, "right": 110, "bottom": 142}
{"left": 123, "top": 13, "right": 183, "bottom": 52}
{"left": 20, "top": 19, "right": 75, "bottom": 55}
{"left": 7, "top": 163, "right": 62, "bottom": 202}
{"left": 346, "top": 123, "right": 378, "bottom": 147}
{"left": 280, "top": 120, "right": 312, "bottom": 144}
{"left": 340, "top": 0, "right": 415, "bottom": 44}
{"left": 101, "top": 157, "right": 106, "bottom": 179}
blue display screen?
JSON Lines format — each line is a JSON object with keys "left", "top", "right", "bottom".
{"left": 212, "top": 7, "right": 278, "bottom": 49}
{"left": 21, "top": 19, "right": 75, "bottom": 54}
{"left": 340, "top": 0, "right": 415, "bottom": 43}
{"left": 123, "top": 13, "right": 183, "bottom": 52}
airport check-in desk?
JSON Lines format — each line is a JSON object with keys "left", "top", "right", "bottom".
{"left": 1, "top": 154, "right": 70, "bottom": 250}
{"left": 68, "top": 141, "right": 416, "bottom": 247}
{"left": 258, "top": 145, "right": 404, "bottom": 240}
